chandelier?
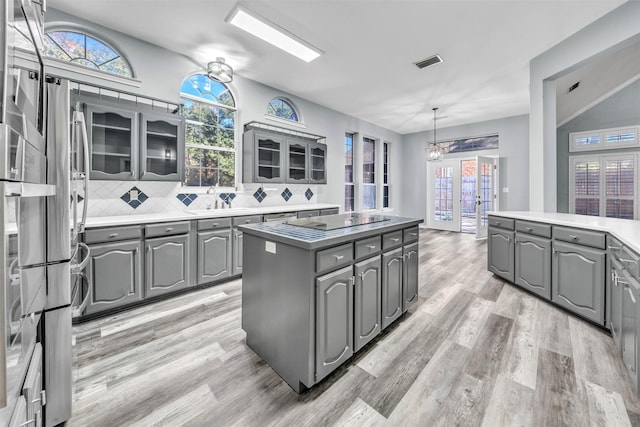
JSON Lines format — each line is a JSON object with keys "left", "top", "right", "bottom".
{"left": 207, "top": 57, "right": 233, "bottom": 83}
{"left": 428, "top": 107, "right": 442, "bottom": 161}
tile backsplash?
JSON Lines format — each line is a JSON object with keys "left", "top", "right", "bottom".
{"left": 86, "top": 180, "right": 321, "bottom": 217}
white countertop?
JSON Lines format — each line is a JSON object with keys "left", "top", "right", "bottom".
{"left": 489, "top": 211, "right": 640, "bottom": 254}
{"left": 85, "top": 203, "right": 340, "bottom": 229}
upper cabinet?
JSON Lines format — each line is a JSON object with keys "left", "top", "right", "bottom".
{"left": 242, "top": 122, "right": 327, "bottom": 184}
{"left": 75, "top": 92, "right": 184, "bottom": 181}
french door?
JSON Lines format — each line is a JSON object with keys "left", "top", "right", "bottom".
{"left": 475, "top": 156, "right": 496, "bottom": 239}
{"left": 428, "top": 160, "right": 460, "bottom": 232}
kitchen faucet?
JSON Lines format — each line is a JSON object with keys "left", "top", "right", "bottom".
{"left": 206, "top": 183, "right": 219, "bottom": 209}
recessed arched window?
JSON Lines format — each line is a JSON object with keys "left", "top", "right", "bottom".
{"left": 43, "top": 30, "right": 133, "bottom": 78}
{"left": 180, "top": 74, "right": 236, "bottom": 187}
{"left": 267, "top": 97, "right": 299, "bottom": 122}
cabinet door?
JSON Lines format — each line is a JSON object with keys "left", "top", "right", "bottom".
{"left": 22, "top": 343, "right": 43, "bottom": 427}
{"left": 140, "top": 113, "right": 184, "bottom": 181}
{"left": 145, "top": 234, "right": 190, "bottom": 298}
{"left": 403, "top": 242, "right": 419, "bottom": 311}
{"left": 488, "top": 227, "right": 515, "bottom": 282}
{"left": 85, "top": 240, "right": 142, "bottom": 315}
{"left": 308, "top": 142, "right": 327, "bottom": 184}
{"left": 382, "top": 247, "right": 403, "bottom": 330}
{"left": 315, "top": 266, "right": 353, "bottom": 382}
{"left": 85, "top": 103, "right": 138, "bottom": 180}
{"left": 286, "top": 139, "right": 308, "bottom": 183}
{"left": 609, "top": 257, "right": 624, "bottom": 349}
{"left": 552, "top": 240, "right": 605, "bottom": 324}
{"left": 254, "top": 131, "right": 284, "bottom": 183}
{"left": 354, "top": 256, "right": 381, "bottom": 352}
{"left": 515, "top": 233, "right": 551, "bottom": 299}
{"left": 197, "top": 230, "right": 231, "bottom": 284}
{"left": 621, "top": 272, "right": 640, "bottom": 392}
{"left": 232, "top": 228, "right": 243, "bottom": 276}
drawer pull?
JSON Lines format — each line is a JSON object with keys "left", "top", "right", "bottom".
{"left": 390, "top": 238, "right": 400, "bottom": 243}
{"left": 569, "top": 235, "right": 579, "bottom": 240}
{"left": 526, "top": 227, "right": 533, "bottom": 232}
{"left": 608, "top": 245, "right": 622, "bottom": 251}
{"left": 334, "top": 255, "right": 345, "bottom": 261}
{"left": 620, "top": 258, "right": 638, "bottom": 265}
{"left": 245, "top": 220, "right": 252, "bottom": 223}
{"left": 495, "top": 221, "right": 501, "bottom": 225}
{"left": 366, "top": 245, "right": 377, "bottom": 250}
{"left": 109, "top": 233, "right": 118, "bottom": 238}
{"left": 409, "top": 232, "right": 418, "bottom": 237}
{"left": 165, "top": 227, "right": 173, "bottom": 232}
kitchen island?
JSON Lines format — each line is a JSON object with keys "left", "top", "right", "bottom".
{"left": 239, "top": 213, "right": 423, "bottom": 392}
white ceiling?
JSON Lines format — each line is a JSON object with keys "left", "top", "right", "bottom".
{"left": 47, "top": 0, "right": 626, "bottom": 135}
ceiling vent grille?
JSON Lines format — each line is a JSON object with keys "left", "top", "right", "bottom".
{"left": 568, "top": 81, "right": 580, "bottom": 93}
{"left": 414, "top": 54, "right": 443, "bottom": 69}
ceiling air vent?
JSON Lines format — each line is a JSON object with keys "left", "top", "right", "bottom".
{"left": 414, "top": 54, "right": 443, "bottom": 69}
{"left": 568, "top": 81, "right": 580, "bottom": 93}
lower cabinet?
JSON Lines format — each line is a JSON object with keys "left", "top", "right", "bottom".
{"left": 85, "top": 240, "right": 142, "bottom": 315}
{"left": 232, "top": 229, "right": 243, "bottom": 276}
{"left": 145, "top": 234, "right": 190, "bottom": 298}
{"left": 552, "top": 240, "right": 605, "bottom": 324}
{"left": 197, "top": 229, "right": 232, "bottom": 284}
{"left": 488, "top": 227, "right": 515, "bottom": 282}
{"left": 354, "top": 256, "right": 381, "bottom": 352}
{"left": 315, "top": 266, "right": 354, "bottom": 382}
{"left": 610, "top": 257, "right": 624, "bottom": 349}
{"left": 620, "top": 270, "right": 640, "bottom": 392}
{"left": 22, "top": 343, "right": 43, "bottom": 427}
{"left": 514, "top": 233, "right": 551, "bottom": 299}
{"left": 403, "top": 242, "right": 419, "bottom": 311}
{"left": 382, "top": 247, "right": 404, "bottom": 329}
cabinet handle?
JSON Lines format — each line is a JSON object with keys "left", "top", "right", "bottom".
{"left": 608, "top": 245, "right": 622, "bottom": 251}
{"left": 526, "top": 227, "right": 533, "bottom": 232}
{"left": 391, "top": 238, "right": 400, "bottom": 243}
{"left": 334, "top": 255, "right": 344, "bottom": 261}
{"left": 366, "top": 245, "right": 377, "bottom": 250}
{"left": 109, "top": 233, "right": 119, "bottom": 238}
{"left": 409, "top": 232, "right": 418, "bottom": 237}
{"left": 495, "top": 221, "right": 501, "bottom": 225}
{"left": 620, "top": 258, "right": 638, "bottom": 265}
{"left": 625, "top": 284, "right": 637, "bottom": 304}
{"left": 349, "top": 276, "right": 355, "bottom": 287}
{"left": 245, "top": 220, "right": 252, "bottom": 223}
{"left": 569, "top": 235, "right": 579, "bottom": 240}
{"left": 165, "top": 227, "right": 173, "bottom": 232}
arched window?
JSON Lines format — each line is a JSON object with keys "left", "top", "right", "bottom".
{"left": 181, "top": 74, "right": 236, "bottom": 187}
{"left": 267, "top": 97, "right": 299, "bottom": 122}
{"left": 43, "top": 30, "right": 133, "bottom": 77}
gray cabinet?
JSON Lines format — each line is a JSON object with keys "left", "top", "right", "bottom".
{"left": 308, "top": 142, "right": 327, "bottom": 184}
{"left": 515, "top": 232, "right": 551, "bottom": 299}
{"left": 22, "top": 343, "right": 43, "bottom": 427}
{"left": 403, "top": 242, "right": 419, "bottom": 311}
{"left": 286, "top": 139, "right": 308, "bottom": 183}
{"left": 320, "top": 207, "right": 339, "bottom": 216}
{"left": 244, "top": 130, "right": 284, "bottom": 183}
{"left": 620, "top": 270, "right": 639, "bottom": 391}
{"left": 140, "top": 113, "right": 185, "bottom": 181}
{"left": 145, "top": 234, "right": 190, "bottom": 298}
{"left": 85, "top": 240, "right": 142, "bottom": 315}
{"left": 382, "top": 247, "right": 403, "bottom": 329}
{"left": 197, "top": 229, "right": 232, "bottom": 284}
{"left": 609, "top": 257, "right": 624, "bottom": 349}
{"left": 354, "top": 256, "right": 381, "bottom": 352}
{"left": 315, "top": 266, "right": 353, "bottom": 382}
{"left": 552, "top": 240, "right": 605, "bottom": 324}
{"left": 488, "top": 226, "right": 515, "bottom": 282}
{"left": 297, "top": 210, "right": 320, "bottom": 218}
{"left": 232, "top": 228, "right": 243, "bottom": 276}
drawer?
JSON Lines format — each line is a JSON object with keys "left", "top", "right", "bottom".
{"left": 298, "top": 210, "right": 320, "bottom": 218}
{"left": 607, "top": 235, "right": 624, "bottom": 253}
{"left": 316, "top": 243, "right": 353, "bottom": 274}
{"left": 263, "top": 212, "right": 297, "bottom": 222}
{"left": 198, "top": 218, "right": 231, "bottom": 231}
{"left": 355, "top": 236, "right": 381, "bottom": 259}
{"left": 620, "top": 246, "right": 640, "bottom": 279}
{"left": 553, "top": 226, "right": 605, "bottom": 249}
{"left": 488, "top": 216, "right": 514, "bottom": 230}
{"left": 232, "top": 215, "right": 263, "bottom": 227}
{"left": 382, "top": 230, "right": 403, "bottom": 250}
{"left": 145, "top": 221, "right": 190, "bottom": 238}
{"left": 84, "top": 225, "right": 142, "bottom": 244}
{"left": 320, "top": 208, "right": 339, "bottom": 216}
{"left": 403, "top": 226, "right": 420, "bottom": 244}
{"left": 515, "top": 220, "right": 551, "bottom": 238}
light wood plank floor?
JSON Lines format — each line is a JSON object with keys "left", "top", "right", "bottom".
{"left": 69, "top": 230, "right": 640, "bottom": 426}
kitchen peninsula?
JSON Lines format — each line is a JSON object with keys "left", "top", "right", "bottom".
{"left": 239, "top": 213, "right": 422, "bottom": 392}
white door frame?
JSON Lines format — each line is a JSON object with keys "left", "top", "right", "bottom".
{"left": 426, "top": 159, "right": 461, "bottom": 232}
{"left": 475, "top": 156, "right": 497, "bottom": 239}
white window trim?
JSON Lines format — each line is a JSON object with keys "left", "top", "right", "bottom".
{"left": 264, "top": 114, "right": 307, "bottom": 129}
{"left": 569, "top": 152, "right": 638, "bottom": 219}
{"left": 344, "top": 132, "right": 356, "bottom": 213}
{"left": 382, "top": 141, "right": 392, "bottom": 212}
{"left": 569, "top": 125, "right": 640, "bottom": 152}
{"left": 361, "top": 136, "right": 378, "bottom": 212}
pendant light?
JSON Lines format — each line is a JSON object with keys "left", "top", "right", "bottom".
{"left": 207, "top": 57, "right": 233, "bottom": 83}
{"left": 428, "top": 107, "right": 442, "bottom": 161}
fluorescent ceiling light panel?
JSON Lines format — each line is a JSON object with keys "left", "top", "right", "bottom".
{"left": 225, "top": 4, "right": 323, "bottom": 63}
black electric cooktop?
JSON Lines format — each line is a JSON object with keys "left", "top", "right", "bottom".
{"left": 285, "top": 213, "right": 390, "bottom": 231}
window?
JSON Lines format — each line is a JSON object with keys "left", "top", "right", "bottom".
{"left": 180, "top": 74, "right": 236, "bottom": 187}
{"left": 570, "top": 126, "right": 639, "bottom": 152}
{"left": 570, "top": 154, "right": 637, "bottom": 219}
{"left": 363, "top": 137, "right": 376, "bottom": 210}
{"left": 345, "top": 132, "right": 355, "bottom": 213}
{"left": 43, "top": 30, "right": 133, "bottom": 77}
{"left": 437, "top": 134, "right": 499, "bottom": 154}
{"left": 383, "top": 142, "right": 390, "bottom": 208}
{"left": 267, "top": 97, "right": 298, "bottom": 122}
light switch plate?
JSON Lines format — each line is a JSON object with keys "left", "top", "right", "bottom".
{"left": 502, "top": 187, "right": 509, "bottom": 193}
{"left": 265, "top": 241, "right": 276, "bottom": 254}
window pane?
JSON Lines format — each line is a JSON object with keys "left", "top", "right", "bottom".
{"left": 363, "top": 185, "right": 376, "bottom": 210}
{"left": 605, "top": 132, "right": 635, "bottom": 144}
{"left": 575, "top": 135, "right": 601, "bottom": 146}
{"left": 345, "top": 133, "right": 353, "bottom": 184}
{"left": 383, "top": 185, "right": 389, "bottom": 208}
{"left": 606, "top": 159, "right": 634, "bottom": 197}
{"left": 363, "top": 138, "right": 375, "bottom": 184}
{"left": 574, "top": 198, "right": 599, "bottom": 216}
{"left": 267, "top": 98, "right": 298, "bottom": 121}
{"left": 606, "top": 199, "right": 634, "bottom": 219}
{"left": 345, "top": 184, "right": 354, "bottom": 213}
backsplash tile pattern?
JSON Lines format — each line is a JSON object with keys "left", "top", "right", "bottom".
{"left": 86, "top": 181, "right": 321, "bottom": 217}
{"left": 120, "top": 187, "right": 148, "bottom": 209}
{"left": 219, "top": 193, "right": 236, "bottom": 206}
{"left": 281, "top": 188, "right": 292, "bottom": 202}
{"left": 305, "top": 188, "right": 314, "bottom": 200}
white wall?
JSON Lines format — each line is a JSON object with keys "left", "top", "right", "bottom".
{"left": 400, "top": 114, "right": 529, "bottom": 221}
{"left": 529, "top": 1, "right": 640, "bottom": 212}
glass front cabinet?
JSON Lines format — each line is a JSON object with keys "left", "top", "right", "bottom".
{"left": 77, "top": 94, "right": 184, "bottom": 181}
{"left": 243, "top": 127, "right": 327, "bottom": 184}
